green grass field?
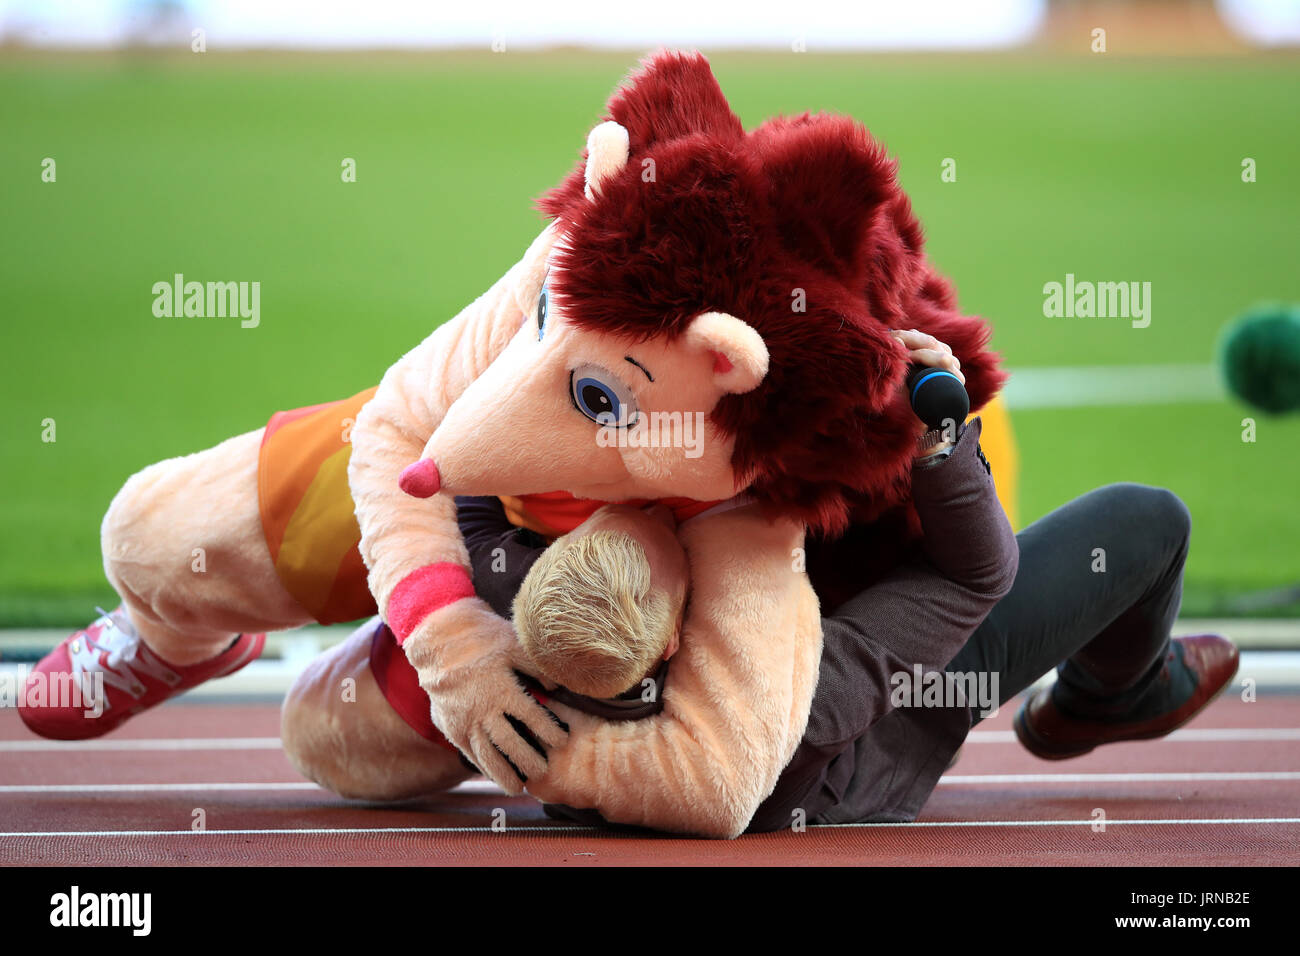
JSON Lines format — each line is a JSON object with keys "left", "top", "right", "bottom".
{"left": 2, "top": 50, "right": 1298, "bottom": 624}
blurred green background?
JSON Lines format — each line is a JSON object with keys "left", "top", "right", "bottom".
{"left": 1, "top": 49, "right": 1298, "bottom": 624}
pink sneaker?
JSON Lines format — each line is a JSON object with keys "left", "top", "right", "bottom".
{"left": 17, "top": 607, "right": 265, "bottom": 740}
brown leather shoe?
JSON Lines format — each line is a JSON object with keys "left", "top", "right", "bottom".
{"left": 1014, "top": 634, "right": 1239, "bottom": 760}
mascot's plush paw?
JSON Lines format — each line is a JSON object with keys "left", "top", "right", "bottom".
{"left": 407, "top": 603, "right": 569, "bottom": 794}
{"left": 18, "top": 607, "right": 264, "bottom": 740}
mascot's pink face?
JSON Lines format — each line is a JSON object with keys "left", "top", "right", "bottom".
{"left": 399, "top": 114, "right": 776, "bottom": 506}
{"left": 411, "top": 225, "right": 770, "bottom": 504}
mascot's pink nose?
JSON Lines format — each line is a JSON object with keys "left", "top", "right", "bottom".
{"left": 398, "top": 459, "right": 441, "bottom": 498}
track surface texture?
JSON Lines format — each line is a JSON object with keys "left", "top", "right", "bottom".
{"left": 2, "top": 693, "right": 1297, "bottom": 866}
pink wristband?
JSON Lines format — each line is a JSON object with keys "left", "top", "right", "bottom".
{"left": 387, "top": 563, "right": 476, "bottom": 644}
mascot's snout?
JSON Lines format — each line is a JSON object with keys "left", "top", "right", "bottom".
{"left": 398, "top": 459, "right": 441, "bottom": 498}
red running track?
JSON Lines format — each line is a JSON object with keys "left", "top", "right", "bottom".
{"left": 1, "top": 693, "right": 1297, "bottom": 866}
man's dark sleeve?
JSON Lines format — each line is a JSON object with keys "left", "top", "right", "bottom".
{"left": 746, "top": 416, "right": 1019, "bottom": 832}
{"left": 454, "top": 495, "right": 548, "bottom": 619}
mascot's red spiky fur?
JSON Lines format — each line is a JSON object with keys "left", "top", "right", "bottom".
{"left": 542, "top": 51, "right": 1006, "bottom": 538}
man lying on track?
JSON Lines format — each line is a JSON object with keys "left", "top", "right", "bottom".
{"left": 278, "top": 329, "right": 1239, "bottom": 832}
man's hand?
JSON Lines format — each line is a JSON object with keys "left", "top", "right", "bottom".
{"left": 406, "top": 602, "right": 567, "bottom": 794}
{"left": 891, "top": 327, "right": 965, "bottom": 459}
{"left": 890, "top": 327, "right": 965, "bottom": 385}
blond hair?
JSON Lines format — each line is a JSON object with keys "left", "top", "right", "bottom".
{"left": 513, "top": 529, "right": 676, "bottom": 699}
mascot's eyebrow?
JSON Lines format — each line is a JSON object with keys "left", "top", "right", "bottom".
{"left": 623, "top": 356, "right": 654, "bottom": 382}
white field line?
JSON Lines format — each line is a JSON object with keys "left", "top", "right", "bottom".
{"left": 4, "top": 818, "right": 1299, "bottom": 839}
{"left": 5, "top": 771, "right": 1299, "bottom": 795}
{"left": 1002, "top": 363, "right": 1224, "bottom": 410}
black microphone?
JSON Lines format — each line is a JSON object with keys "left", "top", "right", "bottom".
{"left": 906, "top": 363, "right": 969, "bottom": 430}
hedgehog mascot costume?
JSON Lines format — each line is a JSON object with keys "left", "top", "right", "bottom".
{"left": 21, "top": 51, "right": 1016, "bottom": 838}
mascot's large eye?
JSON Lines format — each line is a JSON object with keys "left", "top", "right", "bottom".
{"left": 536, "top": 279, "right": 549, "bottom": 341}
{"left": 570, "top": 364, "right": 639, "bottom": 428}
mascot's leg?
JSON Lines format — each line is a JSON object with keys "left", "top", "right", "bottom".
{"left": 281, "top": 620, "right": 470, "bottom": 801}
{"left": 20, "top": 429, "right": 313, "bottom": 740}
{"left": 102, "top": 428, "right": 312, "bottom": 661}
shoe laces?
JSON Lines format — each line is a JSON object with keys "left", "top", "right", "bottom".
{"left": 1158, "top": 647, "right": 1177, "bottom": 682}
{"left": 72, "top": 608, "right": 181, "bottom": 699}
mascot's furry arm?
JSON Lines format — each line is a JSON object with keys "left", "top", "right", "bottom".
{"left": 347, "top": 224, "right": 570, "bottom": 793}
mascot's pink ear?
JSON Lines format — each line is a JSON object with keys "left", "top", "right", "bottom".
{"left": 538, "top": 50, "right": 742, "bottom": 222}
{"left": 584, "top": 121, "right": 630, "bottom": 200}
{"left": 683, "top": 311, "right": 769, "bottom": 395}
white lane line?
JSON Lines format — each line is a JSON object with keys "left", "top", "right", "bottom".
{"left": 0, "top": 782, "right": 319, "bottom": 793}
{"left": 965, "top": 729, "right": 1300, "bottom": 743}
{"left": 821, "top": 817, "right": 1300, "bottom": 829}
{"left": 0, "top": 826, "right": 594, "bottom": 837}
{"left": 3, "top": 818, "right": 1299, "bottom": 838}
{"left": 1162, "top": 728, "right": 1300, "bottom": 742}
{"left": 4, "top": 727, "right": 1296, "bottom": 754}
{"left": 0, "top": 737, "right": 283, "bottom": 752}
{"left": 939, "top": 771, "right": 1300, "bottom": 784}
{"left": 0, "top": 780, "right": 501, "bottom": 796}
{"left": 5, "top": 771, "right": 1298, "bottom": 794}
{"left": 0, "top": 780, "right": 501, "bottom": 794}
{"left": 0, "top": 780, "right": 498, "bottom": 794}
